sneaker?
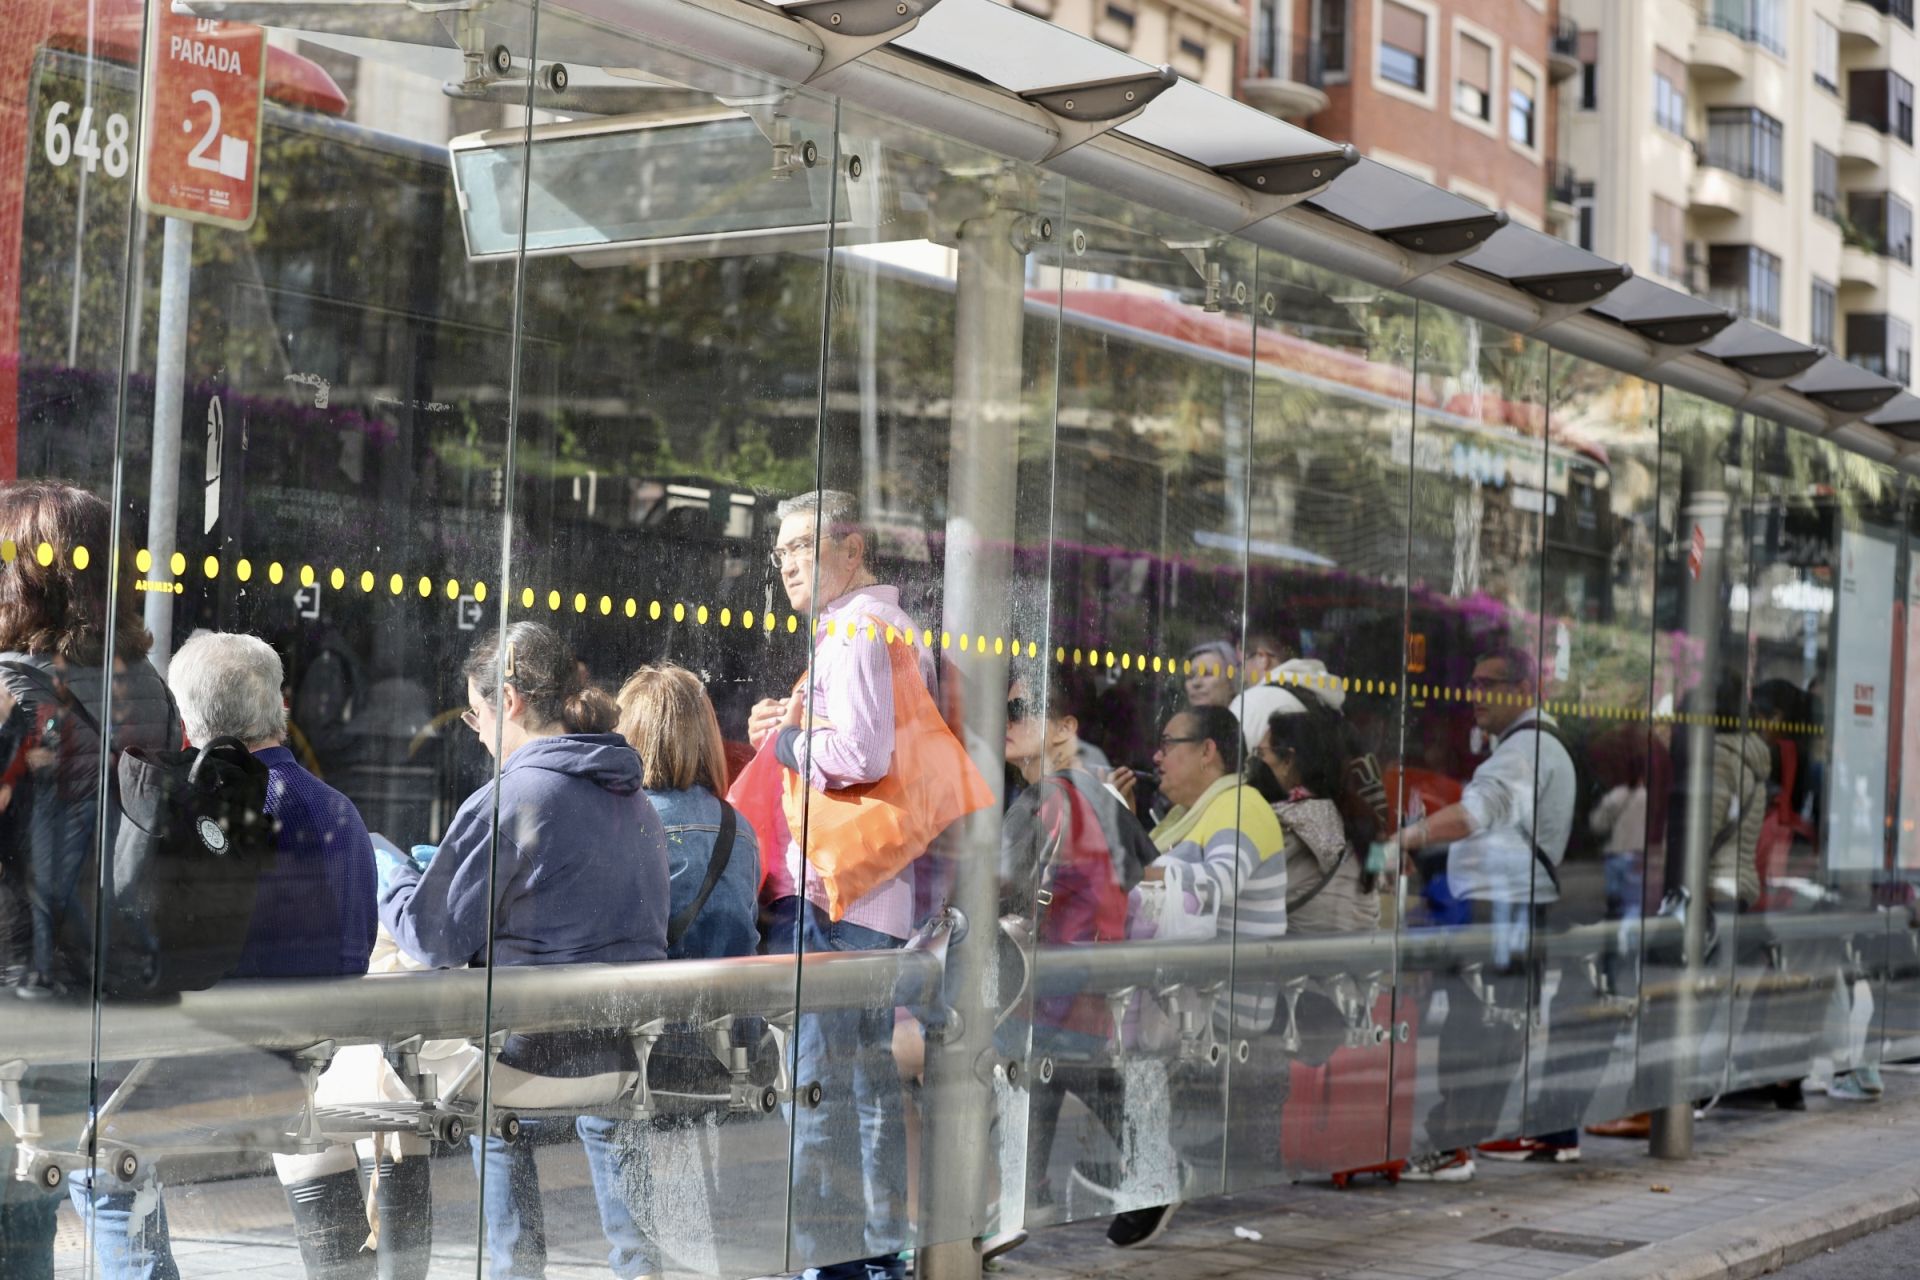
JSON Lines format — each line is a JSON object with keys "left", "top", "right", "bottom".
{"left": 1829, "top": 1073, "right": 1880, "bottom": 1102}
{"left": 1584, "top": 1114, "right": 1651, "bottom": 1140}
{"left": 1857, "top": 1063, "right": 1886, "bottom": 1096}
{"left": 1107, "top": 1203, "right": 1177, "bottom": 1248}
{"left": 1476, "top": 1137, "right": 1581, "bottom": 1164}
{"left": 1400, "top": 1149, "right": 1475, "bottom": 1182}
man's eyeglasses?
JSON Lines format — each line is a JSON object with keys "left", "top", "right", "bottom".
{"left": 769, "top": 535, "right": 818, "bottom": 571}
{"left": 1158, "top": 733, "right": 1203, "bottom": 750}
{"left": 1467, "top": 674, "right": 1521, "bottom": 692}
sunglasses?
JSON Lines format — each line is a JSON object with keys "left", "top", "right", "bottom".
{"left": 1007, "top": 697, "right": 1030, "bottom": 724}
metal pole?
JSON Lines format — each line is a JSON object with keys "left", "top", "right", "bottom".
{"left": 143, "top": 216, "right": 193, "bottom": 676}
{"left": 1651, "top": 429, "right": 1731, "bottom": 1161}
{"left": 917, "top": 170, "right": 1028, "bottom": 1280}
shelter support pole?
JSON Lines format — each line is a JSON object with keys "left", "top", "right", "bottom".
{"left": 917, "top": 168, "right": 1030, "bottom": 1280}
{"left": 1652, "top": 429, "right": 1731, "bottom": 1162}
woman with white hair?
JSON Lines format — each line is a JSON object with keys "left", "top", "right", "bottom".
{"left": 88, "top": 632, "right": 393, "bottom": 1280}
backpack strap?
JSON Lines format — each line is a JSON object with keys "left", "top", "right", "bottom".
{"left": 1510, "top": 720, "right": 1577, "bottom": 893}
{"left": 666, "top": 800, "right": 737, "bottom": 950}
{"left": 0, "top": 659, "right": 181, "bottom": 748}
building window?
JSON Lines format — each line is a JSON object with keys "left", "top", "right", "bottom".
{"left": 1706, "top": 244, "right": 1783, "bottom": 327}
{"left": 1319, "top": 0, "right": 1350, "bottom": 79}
{"left": 1455, "top": 32, "right": 1493, "bottom": 123}
{"left": 1509, "top": 62, "right": 1538, "bottom": 148}
{"left": 1846, "top": 192, "right": 1915, "bottom": 264}
{"left": 1814, "top": 17, "right": 1839, "bottom": 94}
{"left": 1253, "top": 0, "right": 1279, "bottom": 78}
{"left": 1379, "top": 1, "right": 1428, "bottom": 92}
{"left": 1848, "top": 313, "right": 1914, "bottom": 385}
{"left": 1812, "top": 279, "right": 1837, "bottom": 351}
{"left": 1653, "top": 49, "right": 1687, "bottom": 136}
{"left": 1814, "top": 145, "right": 1839, "bottom": 221}
{"left": 1575, "top": 181, "right": 1596, "bottom": 252}
{"left": 1709, "top": 0, "right": 1785, "bottom": 56}
{"left": 1096, "top": 2, "right": 1135, "bottom": 47}
{"left": 1578, "top": 31, "right": 1598, "bottom": 110}
{"left": 1650, "top": 196, "right": 1685, "bottom": 281}
{"left": 1704, "top": 106, "right": 1784, "bottom": 191}
{"left": 1177, "top": 36, "right": 1208, "bottom": 68}
{"left": 1850, "top": 69, "right": 1916, "bottom": 145}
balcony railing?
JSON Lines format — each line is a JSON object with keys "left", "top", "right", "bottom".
{"left": 1702, "top": 0, "right": 1788, "bottom": 56}
{"left": 1549, "top": 161, "right": 1578, "bottom": 207}
{"left": 1856, "top": 0, "right": 1916, "bottom": 29}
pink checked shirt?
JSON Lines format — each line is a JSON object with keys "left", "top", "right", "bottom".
{"left": 764, "top": 583, "right": 938, "bottom": 940}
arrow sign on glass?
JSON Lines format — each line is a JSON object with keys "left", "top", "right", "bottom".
{"left": 295, "top": 583, "right": 322, "bottom": 620}
{"left": 456, "top": 595, "right": 483, "bottom": 631}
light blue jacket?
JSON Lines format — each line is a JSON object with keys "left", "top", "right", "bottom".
{"left": 647, "top": 785, "right": 760, "bottom": 960}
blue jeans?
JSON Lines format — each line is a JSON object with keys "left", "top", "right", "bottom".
{"left": 0, "top": 1193, "right": 57, "bottom": 1280}
{"left": 26, "top": 791, "right": 94, "bottom": 977}
{"left": 767, "top": 897, "right": 908, "bottom": 1280}
{"left": 472, "top": 1113, "right": 657, "bottom": 1280}
{"left": 67, "top": 1174, "right": 180, "bottom": 1280}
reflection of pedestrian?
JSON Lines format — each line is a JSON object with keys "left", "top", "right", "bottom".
{"left": 1385, "top": 645, "right": 1577, "bottom": 1179}
{"left": 745, "top": 491, "right": 946, "bottom": 1280}
{"left": 0, "top": 483, "right": 180, "bottom": 1280}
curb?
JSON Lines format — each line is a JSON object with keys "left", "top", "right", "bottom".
{"left": 1559, "top": 1154, "right": 1920, "bottom": 1280}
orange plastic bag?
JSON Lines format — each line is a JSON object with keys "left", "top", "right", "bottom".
{"left": 731, "top": 627, "right": 992, "bottom": 921}
{"left": 727, "top": 739, "right": 787, "bottom": 899}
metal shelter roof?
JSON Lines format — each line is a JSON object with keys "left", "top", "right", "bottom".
{"left": 174, "top": 0, "right": 1918, "bottom": 469}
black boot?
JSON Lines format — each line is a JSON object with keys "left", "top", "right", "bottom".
{"left": 361, "top": 1153, "right": 433, "bottom": 1280}
{"left": 283, "top": 1170, "right": 377, "bottom": 1280}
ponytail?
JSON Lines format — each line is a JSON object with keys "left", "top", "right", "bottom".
{"left": 464, "top": 621, "right": 613, "bottom": 734}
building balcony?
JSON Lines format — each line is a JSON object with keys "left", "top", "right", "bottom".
{"left": 1841, "top": 119, "right": 1892, "bottom": 171}
{"left": 1690, "top": 164, "right": 1748, "bottom": 216}
{"left": 1548, "top": 161, "right": 1577, "bottom": 213}
{"left": 1240, "top": 31, "right": 1329, "bottom": 120}
{"left": 1841, "top": 0, "right": 1889, "bottom": 47}
{"left": 1841, "top": 242, "right": 1889, "bottom": 290}
{"left": 1549, "top": 18, "right": 1581, "bottom": 83}
{"left": 1688, "top": 22, "right": 1751, "bottom": 81}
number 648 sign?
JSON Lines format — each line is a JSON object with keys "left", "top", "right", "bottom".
{"left": 136, "top": 5, "right": 266, "bottom": 230}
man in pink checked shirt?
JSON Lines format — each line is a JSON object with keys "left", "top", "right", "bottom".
{"left": 747, "top": 489, "right": 934, "bottom": 1280}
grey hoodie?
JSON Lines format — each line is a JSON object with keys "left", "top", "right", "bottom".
{"left": 1276, "top": 796, "right": 1379, "bottom": 936}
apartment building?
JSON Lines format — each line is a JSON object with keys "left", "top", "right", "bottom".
{"left": 1236, "top": 0, "right": 1569, "bottom": 228}
{"left": 1008, "top": 0, "right": 1246, "bottom": 96}
{"left": 1559, "top": 0, "right": 1918, "bottom": 386}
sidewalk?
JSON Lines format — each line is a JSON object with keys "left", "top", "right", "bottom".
{"left": 1002, "top": 1072, "right": 1920, "bottom": 1280}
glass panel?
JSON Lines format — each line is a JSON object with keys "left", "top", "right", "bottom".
{"left": 75, "top": 8, "right": 536, "bottom": 1277}
{"left": 1231, "top": 254, "right": 1415, "bottom": 1188}
{"left": 2, "top": 3, "right": 145, "bottom": 1269}
{"left": 1523, "top": 354, "right": 1660, "bottom": 1138}
{"left": 1026, "top": 191, "right": 1256, "bottom": 1227}
{"left": 1724, "top": 434, "right": 1898, "bottom": 1096}
{"left": 1882, "top": 481, "right": 1920, "bottom": 1061}
{"left": 479, "top": 28, "right": 842, "bottom": 1280}
{"left": 1393, "top": 304, "right": 1550, "bottom": 1165}
{"left": 1630, "top": 390, "right": 1749, "bottom": 1115}
{"left": 779, "top": 104, "right": 1066, "bottom": 1271}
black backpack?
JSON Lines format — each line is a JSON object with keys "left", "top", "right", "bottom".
{"left": 107, "top": 737, "right": 279, "bottom": 998}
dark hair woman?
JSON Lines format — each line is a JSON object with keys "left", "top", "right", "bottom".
{"left": 378, "top": 620, "right": 671, "bottom": 1279}
{"left": 1251, "top": 695, "right": 1383, "bottom": 936}
{"left": 0, "top": 481, "right": 177, "bottom": 994}
{"left": 0, "top": 482, "right": 181, "bottom": 1278}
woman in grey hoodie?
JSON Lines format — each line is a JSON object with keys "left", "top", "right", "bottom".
{"left": 380, "top": 621, "right": 670, "bottom": 1280}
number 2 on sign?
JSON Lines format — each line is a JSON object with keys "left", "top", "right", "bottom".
{"left": 185, "top": 89, "right": 223, "bottom": 174}
{"left": 43, "top": 102, "right": 131, "bottom": 178}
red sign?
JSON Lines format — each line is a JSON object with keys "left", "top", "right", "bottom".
{"left": 138, "top": 7, "right": 266, "bottom": 229}
{"left": 1855, "top": 682, "right": 1875, "bottom": 718}
{"left": 1687, "top": 524, "right": 1705, "bottom": 581}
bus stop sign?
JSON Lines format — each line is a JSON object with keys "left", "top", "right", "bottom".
{"left": 138, "top": 7, "right": 266, "bottom": 230}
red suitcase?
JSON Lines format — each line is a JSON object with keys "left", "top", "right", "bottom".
{"left": 1280, "top": 990, "right": 1419, "bottom": 1187}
